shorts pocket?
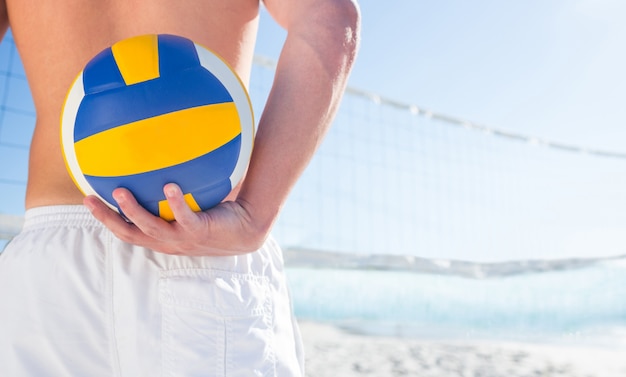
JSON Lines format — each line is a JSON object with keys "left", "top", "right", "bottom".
{"left": 159, "top": 269, "right": 276, "bottom": 377}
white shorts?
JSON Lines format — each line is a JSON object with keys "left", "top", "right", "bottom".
{"left": 0, "top": 205, "right": 304, "bottom": 377}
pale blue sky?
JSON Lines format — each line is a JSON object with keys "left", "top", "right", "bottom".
{"left": 253, "top": 0, "right": 626, "bottom": 261}
{"left": 257, "top": 0, "right": 626, "bottom": 151}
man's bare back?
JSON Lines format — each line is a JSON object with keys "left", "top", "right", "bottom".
{"left": 1, "top": 0, "right": 359, "bottom": 256}
{"left": 3, "top": 0, "right": 262, "bottom": 209}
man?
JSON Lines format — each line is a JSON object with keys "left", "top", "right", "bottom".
{"left": 0, "top": 0, "right": 360, "bottom": 375}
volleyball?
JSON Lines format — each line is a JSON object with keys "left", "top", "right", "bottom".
{"left": 61, "top": 34, "right": 254, "bottom": 220}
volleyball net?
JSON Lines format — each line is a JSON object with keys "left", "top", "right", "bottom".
{"left": 3, "top": 33, "right": 626, "bottom": 261}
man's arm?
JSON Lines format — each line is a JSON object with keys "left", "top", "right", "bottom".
{"left": 86, "top": 0, "right": 361, "bottom": 256}
{"left": 239, "top": 0, "right": 361, "bottom": 238}
{"left": 0, "top": 1, "right": 8, "bottom": 41}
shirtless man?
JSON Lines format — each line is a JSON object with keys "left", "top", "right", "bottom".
{"left": 0, "top": 0, "right": 359, "bottom": 375}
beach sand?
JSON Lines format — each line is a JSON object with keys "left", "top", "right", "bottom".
{"left": 299, "top": 321, "right": 626, "bottom": 377}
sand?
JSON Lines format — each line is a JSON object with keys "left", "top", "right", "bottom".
{"left": 298, "top": 321, "right": 626, "bottom": 377}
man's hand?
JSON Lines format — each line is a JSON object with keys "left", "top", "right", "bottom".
{"left": 84, "top": 183, "right": 266, "bottom": 256}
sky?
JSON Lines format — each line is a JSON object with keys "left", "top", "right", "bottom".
{"left": 252, "top": 0, "right": 626, "bottom": 261}
{"left": 257, "top": 0, "right": 626, "bottom": 152}
{"left": 2, "top": 0, "right": 626, "bottom": 261}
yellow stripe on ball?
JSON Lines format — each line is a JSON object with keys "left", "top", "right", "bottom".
{"left": 75, "top": 102, "right": 241, "bottom": 177}
{"left": 111, "top": 34, "right": 160, "bottom": 85}
{"left": 158, "top": 193, "right": 202, "bottom": 221}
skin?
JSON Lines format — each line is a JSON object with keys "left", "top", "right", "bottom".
{"left": 0, "top": 0, "right": 360, "bottom": 256}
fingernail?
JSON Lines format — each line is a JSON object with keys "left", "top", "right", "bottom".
{"left": 165, "top": 184, "right": 179, "bottom": 198}
{"left": 113, "top": 191, "right": 124, "bottom": 204}
{"left": 84, "top": 198, "right": 95, "bottom": 211}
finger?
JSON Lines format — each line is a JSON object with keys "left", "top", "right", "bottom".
{"left": 86, "top": 195, "right": 186, "bottom": 255}
{"left": 163, "top": 183, "right": 201, "bottom": 228}
{"left": 112, "top": 188, "right": 173, "bottom": 240}
{"left": 84, "top": 195, "right": 149, "bottom": 243}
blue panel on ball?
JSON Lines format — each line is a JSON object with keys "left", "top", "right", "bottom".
{"left": 82, "top": 48, "right": 126, "bottom": 95}
{"left": 184, "top": 179, "right": 232, "bottom": 213}
{"left": 84, "top": 135, "right": 241, "bottom": 216}
{"left": 74, "top": 66, "right": 234, "bottom": 142}
{"left": 157, "top": 34, "right": 200, "bottom": 74}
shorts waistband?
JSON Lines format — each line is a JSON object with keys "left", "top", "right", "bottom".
{"left": 22, "top": 205, "right": 103, "bottom": 231}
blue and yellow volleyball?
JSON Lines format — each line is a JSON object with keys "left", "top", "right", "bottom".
{"left": 61, "top": 34, "right": 254, "bottom": 220}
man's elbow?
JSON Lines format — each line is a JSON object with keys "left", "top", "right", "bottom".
{"left": 328, "top": 0, "right": 361, "bottom": 55}
{"left": 314, "top": 0, "right": 361, "bottom": 70}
